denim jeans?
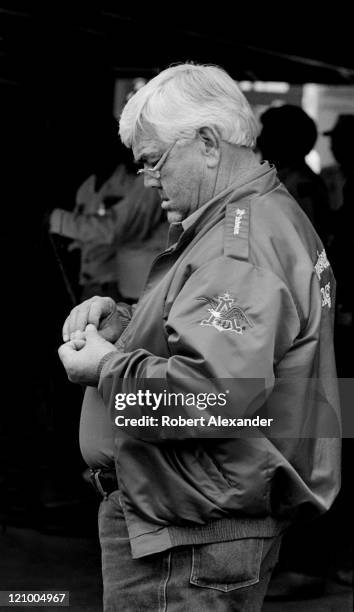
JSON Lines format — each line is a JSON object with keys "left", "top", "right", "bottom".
{"left": 98, "top": 491, "right": 282, "bottom": 612}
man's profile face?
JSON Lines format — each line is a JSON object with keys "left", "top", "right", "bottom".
{"left": 133, "top": 128, "right": 210, "bottom": 224}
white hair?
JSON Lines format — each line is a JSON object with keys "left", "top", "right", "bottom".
{"left": 119, "top": 63, "right": 259, "bottom": 149}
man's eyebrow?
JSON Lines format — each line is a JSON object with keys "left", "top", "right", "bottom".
{"left": 134, "top": 148, "right": 160, "bottom": 164}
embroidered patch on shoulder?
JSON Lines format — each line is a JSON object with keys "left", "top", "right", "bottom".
{"left": 197, "top": 292, "right": 253, "bottom": 335}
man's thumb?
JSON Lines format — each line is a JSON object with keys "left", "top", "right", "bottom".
{"left": 85, "top": 323, "right": 98, "bottom": 335}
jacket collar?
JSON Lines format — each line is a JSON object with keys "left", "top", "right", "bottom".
{"left": 167, "top": 161, "right": 279, "bottom": 249}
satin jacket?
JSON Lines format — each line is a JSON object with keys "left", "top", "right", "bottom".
{"left": 91, "top": 161, "right": 341, "bottom": 558}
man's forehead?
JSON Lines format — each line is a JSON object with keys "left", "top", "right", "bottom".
{"left": 132, "top": 124, "right": 164, "bottom": 161}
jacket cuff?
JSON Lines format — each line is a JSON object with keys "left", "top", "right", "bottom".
{"left": 97, "top": 350, "right": 119, "bottom": 380}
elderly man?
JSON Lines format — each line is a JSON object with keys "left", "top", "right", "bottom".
{"left": 59, "top": 64, "right": 340, "bottom": 611}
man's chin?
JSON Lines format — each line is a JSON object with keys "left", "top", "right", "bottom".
{"left": 167, "top": 210, "right": 184, "bottom": 224}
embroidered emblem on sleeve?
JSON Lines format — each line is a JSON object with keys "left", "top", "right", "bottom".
{"left": 314, "top": 249, "right": 330, "bottom": 279}
{"left": 314, "top": 250, "right": 331, "bottom": 308}
{"left": 320, "top": 282, "right": 332, "bottom": 309}
{"left": 197, "top": 292, "right": 253, "bottom": 334}
{"left": 233, "top": 209, "right": 245, "bottom": 235}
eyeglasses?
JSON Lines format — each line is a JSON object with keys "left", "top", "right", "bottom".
{"left": 137, "top": 140, "right": 177, "bottom": 179}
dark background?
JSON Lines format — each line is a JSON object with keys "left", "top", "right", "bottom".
{"left": 0, "top": 0, "right": 353, "bottom": 544}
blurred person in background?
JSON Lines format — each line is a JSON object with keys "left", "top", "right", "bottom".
{"left": 321, "top": 119, "right": 353, "bottom": 601}
{"left": 49, "top": 138, "right": 168, "bottom": 303}
{"left": 257, "top": 104, "right": 330, "bottom": 246}
{"left": 322, "top": 114, "right": 354, "bottom": 343}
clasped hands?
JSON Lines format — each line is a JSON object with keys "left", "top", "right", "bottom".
{"left": 58, "top": 296, "right": 123, "bottom": 386}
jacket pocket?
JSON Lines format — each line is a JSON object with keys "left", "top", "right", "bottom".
{"left": 190, "top": 538, "right": 264, "bottom": 592}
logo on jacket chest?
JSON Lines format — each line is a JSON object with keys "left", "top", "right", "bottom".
{"left": 197, "top": 293, "right": 253, "bottom": 335}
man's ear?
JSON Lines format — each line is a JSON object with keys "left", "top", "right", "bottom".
{"left": 197, "top": 127, "right": 221, "bottom": 168}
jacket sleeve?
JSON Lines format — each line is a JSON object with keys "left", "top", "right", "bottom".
{"left": 115, "top": 302, "right": 136, "bottom": 331}
{"left": 98, "top": 257, "right": 301, "bottom": 440}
